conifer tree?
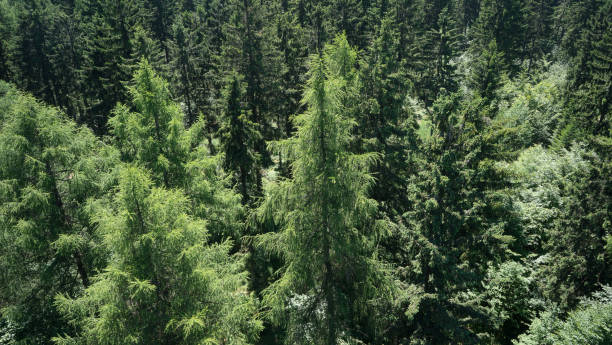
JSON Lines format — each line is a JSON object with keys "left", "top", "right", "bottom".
{"left": 146, "top": 0, "right": 179, "bottom": 62}
{"left": 560, "top": 0, "right": 611, "bottom": 142}
{"left": 274, "top": 0, "right": 308, "bottom": 174}
{"left": 418, "top": 5, "right": 462, "bottom": 104}
{"left": 468, "top": 40, "right": 506, "bottom": 103}
{"left": 401, "top": 92, "right": 519, "bottom": 344}
{"left": 111, "top": 59, "right": 246, "bottom": 243}
{"left": 0, "top": 82, "right": 118, "bottom": 344}
{"left": 219, "top": 76, "right": 260, "bottom": 205}
{"left": 11, "top": 0, "right": 57, "bottom": 106}
{"left": 360, "top": 20, "right": 418, "bottom": 216}
{"left": 0, "top": 0, "right": 16, "bottom": 81}
{"left": 109, "top": 59, "right": 188, "bottom": 188}
{"left": 471, "top": 0, "right": 525, "bottom": 72}
{"left": 53, "top": 166, "right": 262, "bottom": 345}
{"left": 523, "top": 0, "right": 555, "bottom": 70}
{"left": 168, "top": 10, "right": 212, "bottom": 125}
{"left": 256, "top": 41, "right": 392, "bottom": 345}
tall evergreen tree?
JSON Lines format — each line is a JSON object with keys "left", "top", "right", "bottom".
{"left": 78, "top": 0, "right": 143, "bottom": 133}
{"left": 168, "top": 10, "right": 211, "bottom": 125}
{"left": 471, "top": 0, "right": 525, "bottom": 72}
{"left": 255, "top": 42, "right": 392, "bottom": 345}
{"left": 219, "top": 76, "right": 260, "bottom": 205}
{"left": 360, "top": 21, "right": 418, "bottom": 216}
{"left": 401, "top": 92, "right": 519, "bottom": 344}
{"left": 416, "top": 5, "right": 462, "bottom": 105}
{"left": 468, "top": 40, "right": 506, "bottom": 103}
{"left": 274, "top": 0, "right": 307, "bottom": 174}
{"left": 559, "top": 0, "right": 611, "bottom": 142}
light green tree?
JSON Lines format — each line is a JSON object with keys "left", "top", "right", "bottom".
{"left": 53, "top": 166, "right": 262, "bottom": 345}
{"left": 255, "top": 38, "right": 393, "bottom": 345}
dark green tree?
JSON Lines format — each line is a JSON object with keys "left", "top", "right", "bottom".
{"left": 471, "top": 0, "right": 525, "bottom": 72}
{"left": 359, "top": 20, "right": 418, "bottom": 216}
{"left": 417, "top": 5, "right": 462, "bottom": 105}
{"left": 401, "top": 92, "right": 519, "bottom": 344}
{"left": 559, "top": 0, "right": 611, "bottom": 143}
{"left": 219, "top": 76, "right": 260, "bottom": 205}
{"left": 468, "top": 40, "right": 506, "bottom": 103}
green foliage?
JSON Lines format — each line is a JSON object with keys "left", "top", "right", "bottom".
{"left": 53, "top": 166, "right": 262, "bottom": 345}
{"left": 109, "top": 59, "right": 188, "bottom": 188}
{"left": 110, "top": 61, "right": 244, "bottom": 241}
{"left": 514, "top": 286, "right": 612, "bottom": 345}
{"left": 255, "top": 38, "right": 393, "bottom": 345}
{"left": 0, "top": 2, "right": 610, "bottom": 345}
{"left": 511, "top": 144, "right": 611, "bottom": 308}
{"left": 495, "top": 63, "right": 566, "bottom": 149}
{"left": 482, "top": 261, "right": 533, "bottom": 344}
{"left": 219, "top": 76, "right": 261, "bottom": 205}
{"left": 0, "top": 81, "right": 118, "bottom": 344}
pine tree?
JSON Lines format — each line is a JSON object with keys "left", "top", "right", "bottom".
{"left": 522, "top": 0, "right": 555, "bottom": 70}
{"left": 255, "top": 41, "right": 393, "bottom": 345}
{"left": 78, "top": 0, "right": 144, "bottom": 133}
{"left": 11, "top": 0, "right": 58, "bottom": 106}
{"left": 53, "top": 165, "right": 262, "bottom": 345}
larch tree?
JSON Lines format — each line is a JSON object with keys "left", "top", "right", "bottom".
{"left": 0, "top": 81, "right": 118, "bottom": 344}
{"left": 110, "top": 60, "right": 245, "bottom": 242}
{"left": 109, "top": 59, "right": 188, "bottom": 189}
{"left": 53, "top": 165, "right": 262, "bottom": 345}
{"left": 255, "top": 39, "right": 393, "bottom": 345}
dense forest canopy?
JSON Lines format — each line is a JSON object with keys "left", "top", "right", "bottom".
{"left": 0, "top": 0, "right": 610, "bottom": 344}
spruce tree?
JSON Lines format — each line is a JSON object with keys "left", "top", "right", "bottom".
{"left": 219, "top": 76, "right": 260, "bottom": 205}
{"left": 468, "top": 40, "right": 506, "bottom": 103}
{"left": 78, "top": 0, "right": 144, "bottom": 133}
{"left": 168, "top": 10, "right": 211, "bottom": 125}
{"left": 359, "top": 20, "right": 418, "bottom": 216}
{"left": 256, "top": 42, "right": 392, "bottom": 345}
{"left": 401, "top": 92, "right": 519, "bottom": 344}
{"left": 560, "top": 0, "right": 611, "bottom": 142}
{"left": 418, "top": 5, "right": 462, "bottom": 104}
{"left": 471, "top": 0, "right": 525, "bottom": 72}
{"left": 274, "top": 0, "right": 308, "bottom": 174}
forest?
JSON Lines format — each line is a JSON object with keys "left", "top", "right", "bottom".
{"left": 0, "top": 0, "right": 610, "bottom": 344}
